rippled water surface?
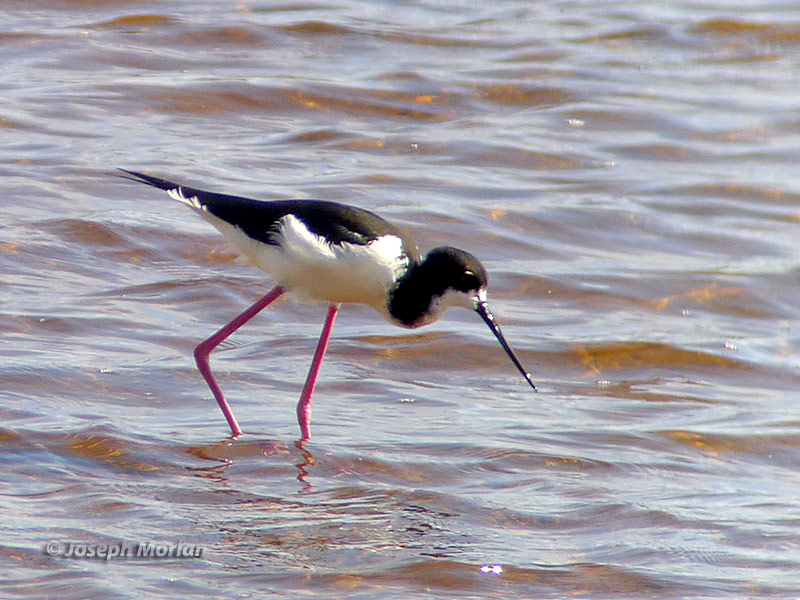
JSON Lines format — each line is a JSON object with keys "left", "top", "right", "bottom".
{"left": 3, "top": 1, "right": 800, "bottom": 598}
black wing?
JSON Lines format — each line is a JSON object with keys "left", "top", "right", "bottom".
{"left": 119, "top": 169, "right": 419, "bottom": 255}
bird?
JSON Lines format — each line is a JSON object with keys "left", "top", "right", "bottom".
{"left": 119, "top": 169, "right": 536, "bottom": 440}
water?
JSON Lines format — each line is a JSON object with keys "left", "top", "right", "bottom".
{"left": 2, "top": 1, "right": 800, "bottom": 598}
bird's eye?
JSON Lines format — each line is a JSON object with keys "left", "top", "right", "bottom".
{"left": 458, "top": 273, "right": 479, "bottom": 291}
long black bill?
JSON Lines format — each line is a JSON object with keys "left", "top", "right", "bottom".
{"left": 475, "top": 301, "right": 537, "bottom": 391}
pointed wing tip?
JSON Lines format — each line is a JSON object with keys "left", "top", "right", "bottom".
{"left": 117, "top": 168, "right": 159, "bottom": 186}
{"left": 116, "top": 169, "right": 183, "bottom": 194}
{"left": 117, "top": 167, "right": 143, "bottom": 181}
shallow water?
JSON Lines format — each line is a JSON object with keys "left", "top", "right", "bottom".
{"left": 2, "top": 1, "right": 800, "bottom": 598}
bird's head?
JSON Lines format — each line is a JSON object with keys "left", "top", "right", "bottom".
{"left": 391, "top": 246, "right": 536, "bottom": 390}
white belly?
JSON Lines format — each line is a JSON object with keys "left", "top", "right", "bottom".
{"left": 203, "top": 212, "right": 409, "bottom": 313}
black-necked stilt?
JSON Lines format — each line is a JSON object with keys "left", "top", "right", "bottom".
{"left": 120, "top": 169, "right": 536, "bottom": 440}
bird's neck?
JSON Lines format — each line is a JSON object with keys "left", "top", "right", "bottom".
{"left": 386, "top": 258, "right": 449, "bottom": 328}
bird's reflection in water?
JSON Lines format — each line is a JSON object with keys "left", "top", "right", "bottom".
{"left": 293, "top": 439, "right": 315, "bottom": 489}
{"left": 185, "top": 436, "right": 315, "bottom": 488}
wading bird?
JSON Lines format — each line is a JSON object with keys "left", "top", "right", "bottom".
{"left": 120, "top": 169, "right": 536, "bottom": 439}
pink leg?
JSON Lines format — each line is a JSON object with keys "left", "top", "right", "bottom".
{"left": 194, "top": 285, "right": 285, "bottom": 437}
{"left": 296, "top": 303, "right": 339, "bottom": 440}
